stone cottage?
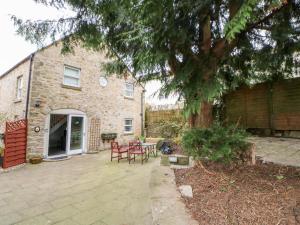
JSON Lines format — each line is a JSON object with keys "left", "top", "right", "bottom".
{"left": 0, "top": 42, "right": 145, "bottom": 159}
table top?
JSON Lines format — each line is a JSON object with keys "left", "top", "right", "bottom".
{"left": 141, "top": 142, "right": 156, "bottom": 147}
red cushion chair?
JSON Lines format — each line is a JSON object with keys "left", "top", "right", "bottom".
{"left": 128, "top": 141, "right": 147, "bottom": 164}
{"left": 111, "top": 142, "right": 128, "bottom": 162}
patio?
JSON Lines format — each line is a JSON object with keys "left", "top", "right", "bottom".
{"left": 249, "top": 137, "right": 300, "bottom": 167}
{"left": 0, "top": 150, "right": 196, "bottom": 225}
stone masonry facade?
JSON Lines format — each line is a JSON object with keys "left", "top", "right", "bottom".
{"left": 0, "top": 59, "right": 31, "bottom": 132}
{"left": 0, "top": 43, "right": 144, "bottom": 157}
{"left": 0, "top": 58, "right": 31, "bottom": 147}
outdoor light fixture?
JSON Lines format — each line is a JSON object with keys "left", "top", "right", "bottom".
{"left": 34, "top": 99, "right": 41, "bottom": 107}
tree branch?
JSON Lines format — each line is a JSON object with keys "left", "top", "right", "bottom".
{"left": 201, "top": 15, "right": 212, "bottom": 54}
{"left": 244, "top": 0, "right": 289, "bottom": 33}
{"left": 168, "top": 43, "right": 180, "bottom": 75}
{"left": 210, "top": 0, "right": 242, "bottom": 60}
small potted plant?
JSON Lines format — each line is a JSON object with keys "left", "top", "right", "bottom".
{"left": 139, "top": 135, "right": 146, "bottom": 143}
{"left": 0, "top": 146, "right": 4, "bottom": 168}
{"left": 29, "top": 155, "right": 43, "bottom": 164}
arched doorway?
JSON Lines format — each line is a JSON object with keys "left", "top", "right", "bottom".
{"left": 46, "top": 109, "right": 87, "bottom": 157}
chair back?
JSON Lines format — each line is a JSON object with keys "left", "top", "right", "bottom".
{"left": 129, "top": 141, "right": 143, "bottom": 152}
{"left": 128, "top": 141, "right": 135, "bottom": 152}
{"left": 111, "top": 141, "right": 119, "bottom": 152}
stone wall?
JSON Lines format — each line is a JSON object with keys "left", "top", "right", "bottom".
{"left": 27, "top": 43, "right": 144, "bottom": 157}
{"left": 0, "top": 59, "right": 31, "bottom": 140}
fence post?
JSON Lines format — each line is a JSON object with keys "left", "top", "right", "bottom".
{"left": 267, "top": 82, "right": 274, "bottom": 134}
{"left": 244, "top": 88, "right": 248, "bottom": 128}
{"left": 3, "top": 122, "right": 7, "bottom": 168}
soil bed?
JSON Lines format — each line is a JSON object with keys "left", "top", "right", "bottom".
{"left": 174, "top": 161, "right": 300, "bottom": 225}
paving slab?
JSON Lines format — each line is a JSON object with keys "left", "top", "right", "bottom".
{"left": 14, "top": 215, "right": 51, "bottom": 225}
{"left": 0, "top": 151, "right": 196, "bottom": 225}
{"left": 150, "top": 164, "right": 198, "bottom": 225}
{"left": 249, "top": 137, "right": 300, "bottom": 167}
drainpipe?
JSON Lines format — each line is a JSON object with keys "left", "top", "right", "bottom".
{"left": 141, "top": 89, "right": 146, "bottom": 137}
{"left": 25, "top": 54, "right": 35, "bottom": 120}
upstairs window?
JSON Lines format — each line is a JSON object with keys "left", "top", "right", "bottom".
{"left": 16, "top": 76, "right": 23, "bottom": 100}
{"left": 63, "top": 66, "right": 81, "bottom": 87}
{"left": 124, "top": 119, "right": 133, "bottom": 133}
{"left": 124, "top": 82, "right": 134, "bottom": 98}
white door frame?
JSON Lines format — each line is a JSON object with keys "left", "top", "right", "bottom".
{"left": 45, "top": 109, "right": 87, "bottom": 158}
{"left": 66, "top": 114, "right": 86, "bottom": 155}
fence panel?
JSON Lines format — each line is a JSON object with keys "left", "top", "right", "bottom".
{"left": 272, "top": 78, "right": 300, "bottom": 130}
{"left": 145, "top": 108, "right": 183, "bottom": 137}
{"left": 3, "top": 119, "right": 27, "bottom": 168}
{"left": 224, "top": 77, "right": 300, "bottom": 131}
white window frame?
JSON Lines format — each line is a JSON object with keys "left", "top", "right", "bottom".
{"left": 124, "top": 82, "right": 134, "bottom": 98}
{"left": 124, "top": 118, "right": 133, "bottom": 134}
{"left": 16, "top": 75, "right": 23, "bottom": 100}
{"left": 63, "top": 65, "right": 81, "bottom": 88}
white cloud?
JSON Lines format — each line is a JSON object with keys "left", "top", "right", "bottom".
{"left": 0, "top": 0, "right": 177, "bottom": 105}
{"left": 0, "top": 0, "right": 72, "bottom": 75}
{"left": 145, "top": 80, "right": 178, "bottom": 105}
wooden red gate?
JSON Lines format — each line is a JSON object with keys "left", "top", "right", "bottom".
{"left": 3, "top": 119, "right": 27, "bottom": 168}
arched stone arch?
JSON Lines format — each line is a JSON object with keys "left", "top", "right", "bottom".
{"left": 48, "top": 108, "right": 86, "bottom": 115}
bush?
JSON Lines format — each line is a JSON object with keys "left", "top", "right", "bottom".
{"left": 182, "top": 123, "right": 248, "bottom": 163}
{"left": 156, "top": 117, "right": 187, "bottom": 139}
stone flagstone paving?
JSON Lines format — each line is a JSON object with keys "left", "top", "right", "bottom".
{"left": 249, "top": 137, "right": 300, "bottom": 167}
{"left": 0, "top": 152, "right": 156, "bottom": 225}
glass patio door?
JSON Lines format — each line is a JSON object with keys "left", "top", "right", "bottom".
{"left": 67, "top": 115, "right": 85, "bottom": 155}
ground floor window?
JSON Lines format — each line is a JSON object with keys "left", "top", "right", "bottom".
{"left": 124, "top": 118, "right": 133, "bottom": 133}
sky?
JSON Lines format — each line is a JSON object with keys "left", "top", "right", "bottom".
{"left": 0, "top": 0, "right": 177, "bottom": 105}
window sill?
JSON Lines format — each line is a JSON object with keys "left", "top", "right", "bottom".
{"left": 14, "top": 99, "right": 22, "bottom": 103}
{"left": 61, "top": 84, "right": 82, "bottom": 91}
{"left": 123, "top": 132, "right": 134, "bottom": 136}
{"left": 124, "top": 96, "right": 134, "bottom": 100}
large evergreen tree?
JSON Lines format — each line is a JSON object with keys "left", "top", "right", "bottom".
{"left": 13, "top": 0, "right": 300, "bottom": 127}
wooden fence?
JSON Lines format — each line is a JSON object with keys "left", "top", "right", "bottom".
{"left": 3, "top": 119, "right": 27, "bottom": 168}
{"left": 224, "top": 77, "right": 300, "bottom": 131}
{"left": 145, "top": 108, "right": 184, "bottom": 137}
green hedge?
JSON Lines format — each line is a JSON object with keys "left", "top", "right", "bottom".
{"left": 182, "top": 123, "right": 248, "bottom": 163}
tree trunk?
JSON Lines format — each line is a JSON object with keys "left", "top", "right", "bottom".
{"left": 190, "top": 101, "right": 213, "bottom": 128}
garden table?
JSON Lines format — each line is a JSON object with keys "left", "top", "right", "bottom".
{"left": 141, "top": 143, "right": 157, "bottom": 158}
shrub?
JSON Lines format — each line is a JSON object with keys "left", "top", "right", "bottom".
{"left": 182, "top": 123, "right": 248, "bottom": 163}
{"left": 156, "top": 117, "right": 187, "bottom": 139}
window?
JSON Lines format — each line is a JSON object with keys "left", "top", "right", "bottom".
{"left": 124, "top": 82, "right": 134, "bottom": 98}
{"left": 124, "top": 119, "right": 133, "bottom": 133}
{"left": 63, "top": 66, "right": 81, "bottom": 87}
{"left": 16, "top": 76, "right": 23, "bottom": 100}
